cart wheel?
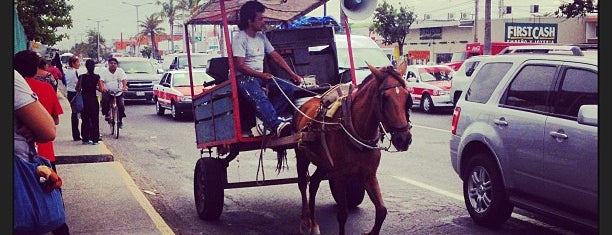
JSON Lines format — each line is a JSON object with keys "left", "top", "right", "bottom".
{"left": 329, "top": 176, "right": 365, "bottom": 209}
{"left": 194, "top": 157, "right": 226, "bottom": 220}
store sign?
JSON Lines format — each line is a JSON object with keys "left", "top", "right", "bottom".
{"left": 505, "top": 22, "right": 557, "bottom": 43}
{"left": 420, "top": 27, "right": 442, "bottom": 40}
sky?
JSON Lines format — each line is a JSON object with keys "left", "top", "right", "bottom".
{"left": 54, "top": 0, "right": 566, "bottom": 50}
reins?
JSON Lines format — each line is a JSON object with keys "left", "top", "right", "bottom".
{"left": 271, "top": 75, "right": 409, "bottom": 152}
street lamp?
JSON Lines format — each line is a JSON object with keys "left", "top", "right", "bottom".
{"left": 122, "top": 1, "right": 153, "bottom": 55}
{"left": 87, "top": 18, "right": 108, "bottom": 62}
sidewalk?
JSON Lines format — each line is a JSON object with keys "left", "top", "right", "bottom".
{"left": 53, "top": 91, "right": 174, "bottom": 235}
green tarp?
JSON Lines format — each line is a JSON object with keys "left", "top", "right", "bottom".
{"left": 14, "top": 7, "right": 27, "bottom": 54}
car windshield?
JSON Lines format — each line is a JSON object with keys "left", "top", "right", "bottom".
{"left": 178, "top": 55, "right": 210, "bottom": 69}
{"left": 119, "top": 61, "right": 155, "bottom": 74}
{"left": 172, "top": 72, "right": 214, "bottom": 86}
{"left": 337, "top": 48, "right": 391, "bottom": 69}
{"left": 418, "top": 67, "right": 453, "bottom": 82}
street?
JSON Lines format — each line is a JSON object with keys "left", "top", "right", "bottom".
{"left": 100, "top": 101, "right": 592, "bottom": 234}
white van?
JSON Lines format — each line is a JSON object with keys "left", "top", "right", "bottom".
{"left": 334, "top": 35, "right": 393, "bottom": 84}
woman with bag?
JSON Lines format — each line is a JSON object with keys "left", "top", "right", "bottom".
{"left": 64, "top": 55, "right": 82, "bottom": 141}
{"left": 14, "top": 65, "right": 70, "bottom": 234}
{"left": 76, "top": 59, "right": 102, "bottom": 145}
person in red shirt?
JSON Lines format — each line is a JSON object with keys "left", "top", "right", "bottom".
{"left": 21, "top": 57, "right": 65, "bottom": 172}
{"left": 14, "top": 50, "right": 70, "bottom": 235}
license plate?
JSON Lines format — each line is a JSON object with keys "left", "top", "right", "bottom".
{"left": 136, "top": 91, "right": 145, "bottom": 96}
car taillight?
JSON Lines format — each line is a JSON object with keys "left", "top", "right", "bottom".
{"left": 451, "top": 106, "right": 461, "bottom": 135}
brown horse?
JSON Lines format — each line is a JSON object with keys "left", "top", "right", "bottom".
{"left": 293, "top": 61, "right": 412, "bottom": 235}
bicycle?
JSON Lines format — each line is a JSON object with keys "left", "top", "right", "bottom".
{"left": 107, "top": 90, "right": 123, "bottom": 139}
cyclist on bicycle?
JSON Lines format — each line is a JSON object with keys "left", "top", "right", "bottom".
{"left": 99, "top": 57, "right": 128, "bottom": 128}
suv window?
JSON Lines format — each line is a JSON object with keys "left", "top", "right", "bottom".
{"left": 553, "top": 67, "right": 598, "bottom": 118}
{"left": 503, "top": 65, "right": 557, "bottom": 112}
{"left": 465, "top": 62, "right": 512, "bottom": 103}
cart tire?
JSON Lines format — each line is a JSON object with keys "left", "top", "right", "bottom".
{"left": 194, "top": 157, "right": 226, "bottom": 220}
{"left": 329, "top": 176, "right": 365, "bottom": 209}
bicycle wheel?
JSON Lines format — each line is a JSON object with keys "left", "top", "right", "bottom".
{"left": 113, "top": 101, "right": 119, "bottom": 139}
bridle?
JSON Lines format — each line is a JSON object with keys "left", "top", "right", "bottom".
{"left": 374, "top": 71, "right": 413, "bottom": 135}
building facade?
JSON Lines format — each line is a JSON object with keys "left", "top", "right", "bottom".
{"left": 395, "top": 15, "right": 597, "bottom": 65}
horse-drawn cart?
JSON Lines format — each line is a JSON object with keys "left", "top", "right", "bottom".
{"left": 183, "top": 2, "right": 413, "bottom": 231}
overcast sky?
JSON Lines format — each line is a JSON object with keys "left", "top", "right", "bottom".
{"left": 54, "top": 0, "right": 566, "bottom": 50}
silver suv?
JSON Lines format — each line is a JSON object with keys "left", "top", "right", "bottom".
{"left": 449, "top": 54, "right": 598, "bottom": 231}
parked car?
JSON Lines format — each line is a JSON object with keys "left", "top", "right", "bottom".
{"left": 153, "top": 70, "right": 214, "bottom": 119}
{"left": 449, "top": 55, "right": 489, "bottom": 106}
{"left": 116, "top": 57, "right": 164, "bottom": 102}
{"left": 449, "top": 54, "right": 598, "bottom": 231}
{"left": 403, "top": 64, "right": 454, "bottom": 113}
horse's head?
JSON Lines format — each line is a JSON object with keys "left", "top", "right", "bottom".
{"left": 365, "top": 61, "right": 413, "bottom": 151}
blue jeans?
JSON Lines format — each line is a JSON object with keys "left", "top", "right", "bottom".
{"left": 237, "top": 75, "right": 297, "bottom": 131}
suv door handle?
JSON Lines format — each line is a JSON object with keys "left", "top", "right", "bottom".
{"left": 549, "top": 130, "right": 568, "bottom": 140}
{"left": 494, "top": 117, "right": 508, "bottom": 126}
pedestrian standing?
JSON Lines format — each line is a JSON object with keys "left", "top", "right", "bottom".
{"left": 64, "top": 55, "right": 82, "bottom": 141}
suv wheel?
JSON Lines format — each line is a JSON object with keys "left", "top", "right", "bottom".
{"left": 463, "top": 152, "right": 513, "bottom": 227}
{"left": 421, "top": 94, "right": 435, "bottom": 113}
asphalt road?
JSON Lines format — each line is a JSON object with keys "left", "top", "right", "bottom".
{"left": 101, "top": 101, "right": 592, "bottom": 235}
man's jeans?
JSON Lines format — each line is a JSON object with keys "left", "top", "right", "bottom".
{"left": 100, "top": 92, "right": 126, "bottom": 122}
{"left": 236, "top": 75, "right": 297, "bottom": 131}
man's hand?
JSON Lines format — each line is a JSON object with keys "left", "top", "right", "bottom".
{"left": 261, "top": 73, "right": 274, "bottom": 80}
{"left": 292, "top": 74, "right": 303, "bottom": 85}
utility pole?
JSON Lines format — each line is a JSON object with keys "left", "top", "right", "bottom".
{"left": 473, "top": 0, "right": 478, "bottom": 42}
{"left": 484, "top": 0, "right": 491, "bottom": 55}
{"left": 122, "top": 1, "right": 153, "bottom": 56}
{"left": 87, "top": 19, "right": 108, "bottom": 62}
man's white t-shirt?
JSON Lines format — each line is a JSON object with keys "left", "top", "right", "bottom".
{"left": 99, "top": 67, "right": 127, "bottom": 92}
{"left": 232, "top": 30, "right": 275, "bottom": 75}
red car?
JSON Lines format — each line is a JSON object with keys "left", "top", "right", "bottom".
{"left": 403, "top": 64, "right": 454, "bottom": 113}
{"left": 153, "top": 70, "right": 215, "bottom": 120}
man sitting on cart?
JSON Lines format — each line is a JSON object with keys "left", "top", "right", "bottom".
{"left": 233, "top": 0, "right": 303, "bottom": 137}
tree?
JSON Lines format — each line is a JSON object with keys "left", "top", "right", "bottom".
{"left": 555, "top": 0, "right": 598, "bottom": 18}
{"left": 157, "top": 0, "right": 178, "bottom": 53}
{"left": 138, "top": 13, "right": 166, "bottom": 59}
{"left": 371, "top": 0, "right": 416, "bottom": 60}
{"left": 15, "top": 0, "right": 73, "bottom": 45}
{"left": 177, "top": 0, "right": 205, "bottom": 52}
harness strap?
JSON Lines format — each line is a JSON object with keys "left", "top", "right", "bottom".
{"left": 340, "top": 86, "right": 381, "bottom": 150}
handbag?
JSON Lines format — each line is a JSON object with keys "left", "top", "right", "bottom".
{"left": 70, "top": 91, "right": 84, "bottom": 112}
{"left": 14, "top": 143, "right": 66, "bottom": 234}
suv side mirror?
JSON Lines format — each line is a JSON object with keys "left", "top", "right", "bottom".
{"left": 577, "top": 105, "right": 597, "bottom": 127}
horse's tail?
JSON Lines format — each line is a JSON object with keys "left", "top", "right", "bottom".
{"left": 275, "top": 148, "right": 288, "bottom": 174}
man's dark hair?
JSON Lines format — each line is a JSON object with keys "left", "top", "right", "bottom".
{"left": 14, "top": 50, "right": 40, "bottom": 78}
{"left": 238, "top": 0, "right": 266, "bottom": 30}
{"left": 108, "top": 57, "right": 119, "bottom": 64}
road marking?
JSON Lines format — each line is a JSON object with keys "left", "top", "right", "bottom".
{"left": 114, "top": 162, "right": 176, "bottom": 235}
{"left": 393, "top": 176, "right": 579, "bottom": 235}
{"left": 412, "top": 124, "right": 450, "bottom": 133}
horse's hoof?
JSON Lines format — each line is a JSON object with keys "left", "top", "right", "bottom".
{"left": 310, "top": 224, "right": 320, "bottom": 235}
{"left": 299, "top": 222, "right": 311, "bottom": 235}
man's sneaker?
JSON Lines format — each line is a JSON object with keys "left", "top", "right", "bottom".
{"left": 276, "top": 121, "right": 292, "bottom": 138}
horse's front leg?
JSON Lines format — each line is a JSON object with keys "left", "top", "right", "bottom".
{"left": 330, "top": 176, "right": 349, "bottom": 235}
{"left": 362, "top": 174, "right": 387, "bottom": 235}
